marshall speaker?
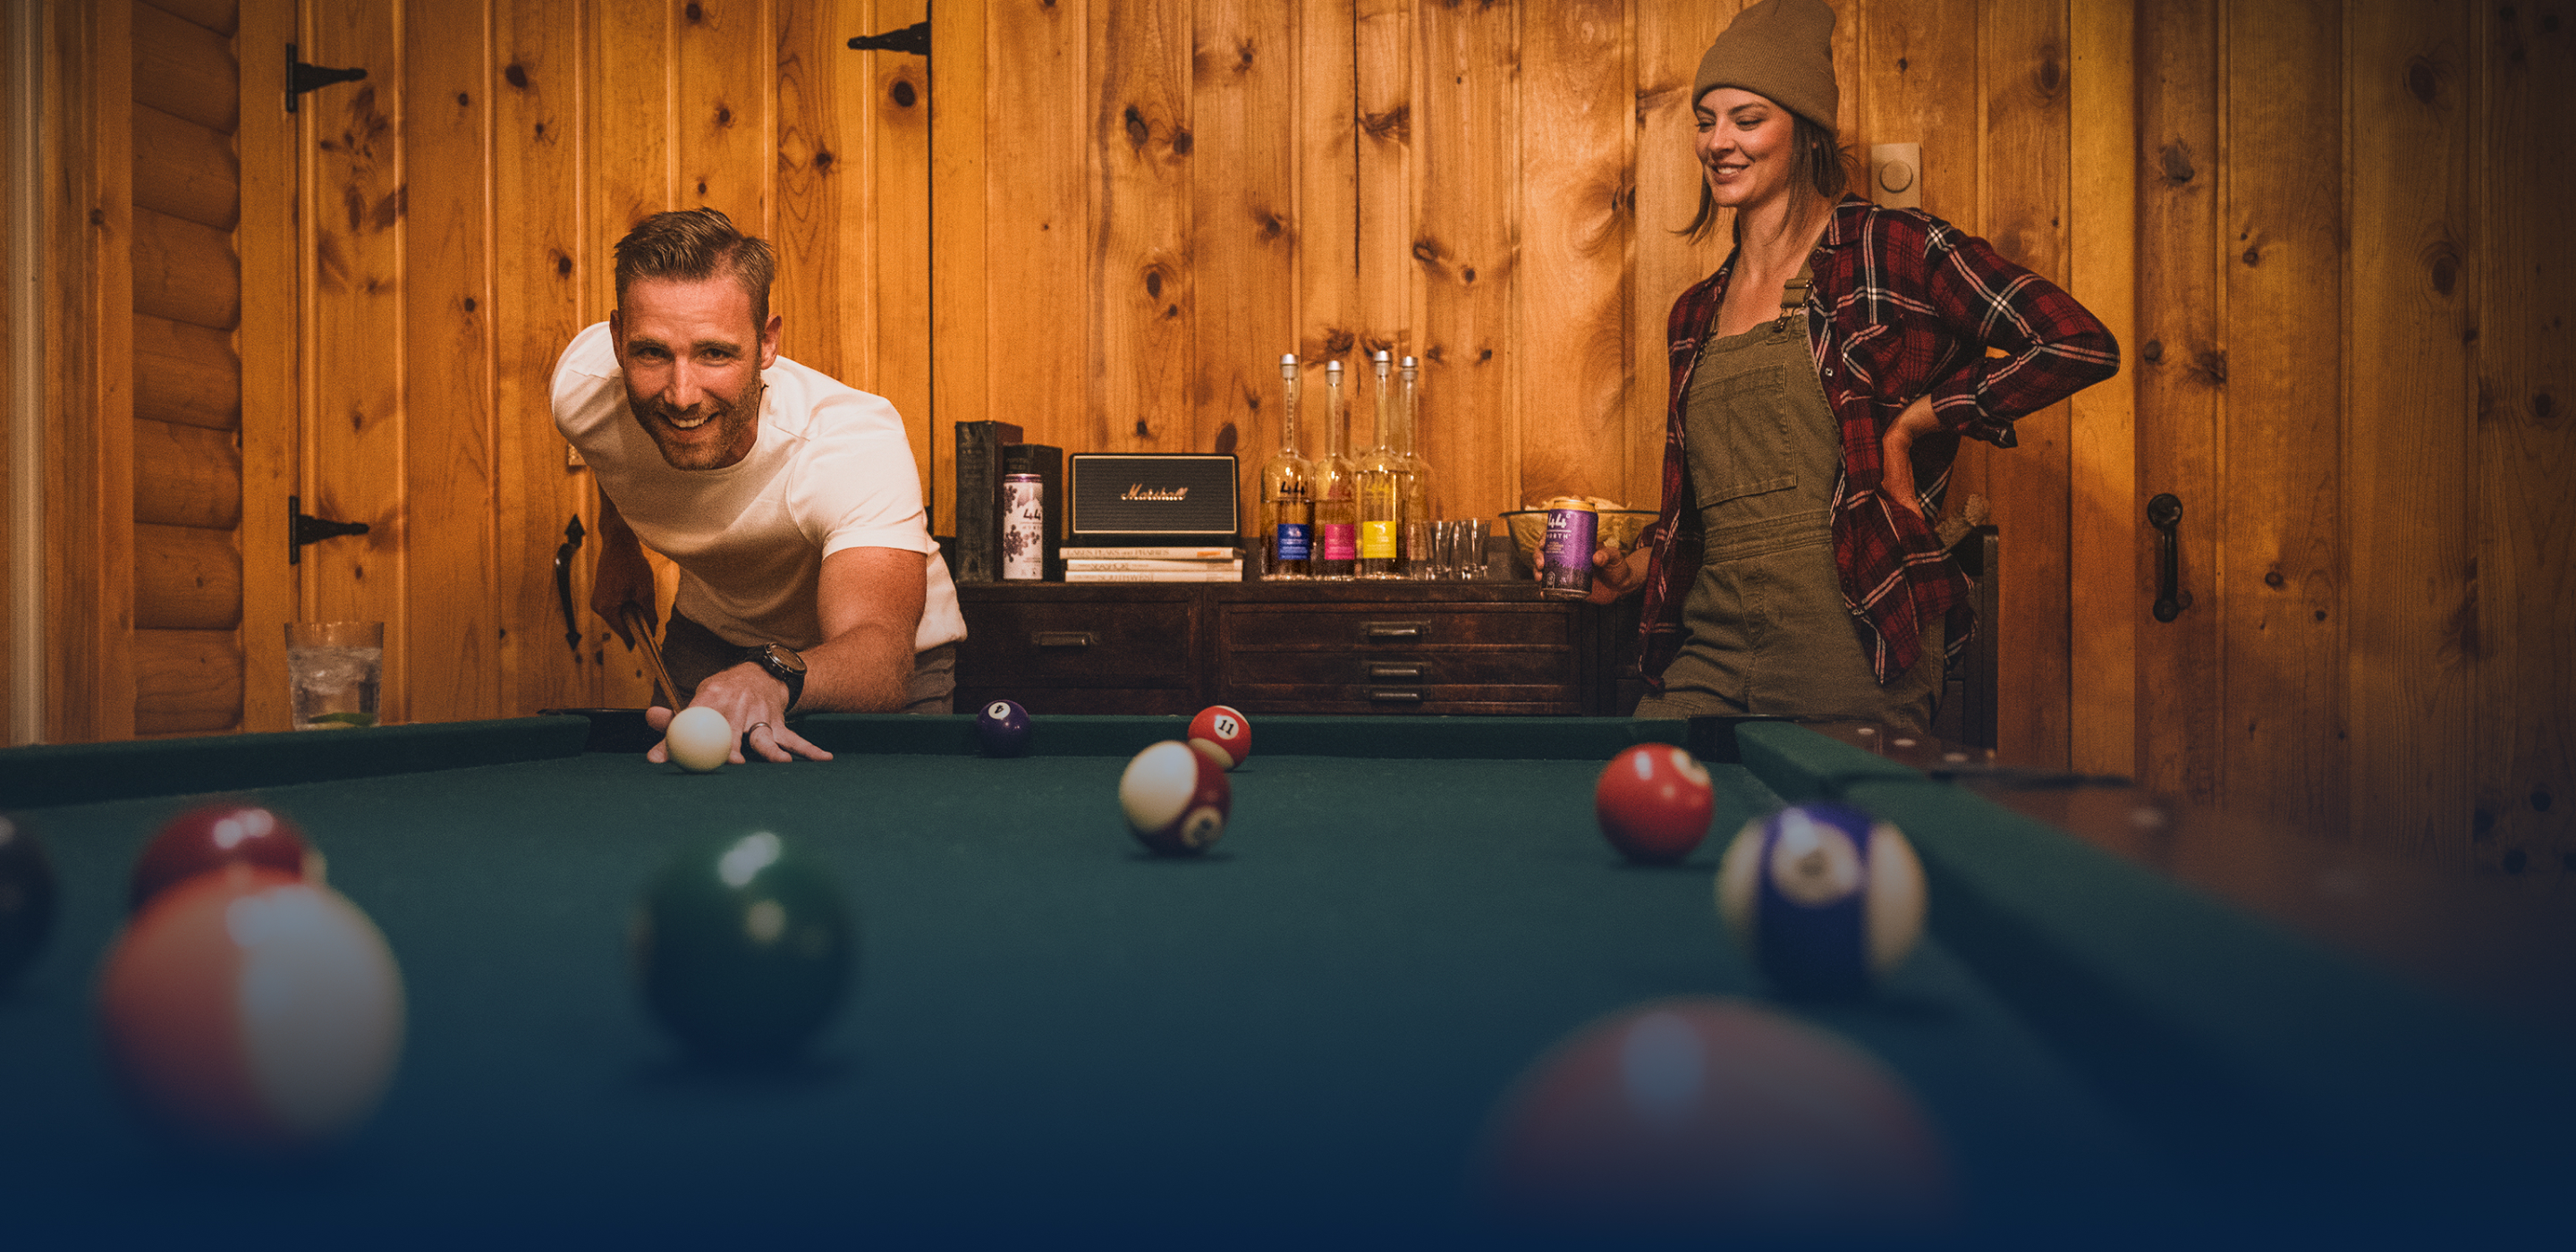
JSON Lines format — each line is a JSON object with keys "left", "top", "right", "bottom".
{"left": 1068, "top": 453, "right": 1239, "bottom": 544}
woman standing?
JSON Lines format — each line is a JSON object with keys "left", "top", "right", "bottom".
{"left": 1590, "top": 0, "right": 2118, "bottom": 732}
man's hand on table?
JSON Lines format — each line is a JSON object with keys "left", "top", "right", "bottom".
{"left": 645, "top": 664, "right": 835, "bottom": 765}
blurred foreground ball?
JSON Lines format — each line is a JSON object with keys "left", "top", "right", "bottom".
{"left": 1118, "top": 740, "right": 1231, "bottom": 856}
{"left": 97, "top": 866, "right": 405, "bottom": 1150}
{"left": 1478, "top": 997, "right": 1953, "bottom": 1235}
{"left": 635, "top": 831, "right": 852, "bottom": 1061}
{"left": 1716, "top": 802, "right": 1926, "bottom": 997}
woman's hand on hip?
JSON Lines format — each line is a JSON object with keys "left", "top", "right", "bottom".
{"left": 1879, "top": 397, "right": 1945, "bottom": 520}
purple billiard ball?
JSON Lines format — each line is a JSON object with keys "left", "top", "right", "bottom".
{"left": 975, "top": 699, "right": 1032, "bottom": 757}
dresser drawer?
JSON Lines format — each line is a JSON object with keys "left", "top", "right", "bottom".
{"left": 956, "top": 594, "right": 1199, "bottom": 688}
{"left": 1219, "top": 650, "right": 1576, "bottom": 688}
{"left": 1221, "top": 605, "right": 1574, "bottom": 651}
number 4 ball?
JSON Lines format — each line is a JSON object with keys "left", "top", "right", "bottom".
{"left": 1187, "top": 705, "right": 1251, "bottom": 771}
{"left": 1716, "top": 803, "right": 1927, "bottom": 997}
{"left": 1594, "top": 745, "right": 1717, "bottom": 864}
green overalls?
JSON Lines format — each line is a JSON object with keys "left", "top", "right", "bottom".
{"left": 1635, "top": 266, "right": 1945, "bottom": 732}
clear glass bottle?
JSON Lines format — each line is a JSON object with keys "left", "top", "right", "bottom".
{"left": 1356, "top": 350, "right": 1405, "bottom": 579}
{"left": 1313, "top": 360, "right": 1359, "bottom": 579}
{"left": 1396, "top": 355, "right": 1433, "bottom": 578}
{"left": 1258, "top": 353, "right": 1314, "bottom": 579}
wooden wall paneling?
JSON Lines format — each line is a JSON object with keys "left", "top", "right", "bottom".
{"left": 1411, "top": 0, "right": 1513, "bottom": 522}
{"left": 134, "top": 521, "right": 241, "bottom": 629}
{"left": 928, "top": 0, "right": 987, "bottom": 538}
{"left": 1353, "top": 0, "right": 1411, "bottom": 378}
{"left": 131, "top": 209, "right": 238, "bottom": 333}
{"left": 133, "top": 419, "right": 241, "bottom": 527}
{"left": 2065, "top": 0, "right": 2136, "bottom": 778}
{"left": 1189, "top": 0, "right": 1297, "bottom": 516}
{"left": 981, "top": 0, "right": 1084, "bottom": 463}
{"left": 401, "top": 0, "right": 499, "bottom": 723}
{"left": 47, "top": 0, "right": 138, "bottom": 740}
{"left": 1978, "top": 0, "right": 2073, "bottom": 770}
{"left": 133, "top": 628, "right": 242, "bottom": 733}
{"left": 2346, "top": 0, "right": 2472, "bottom": 863}
{"left": 1, "top": 0, "right": 12, "bottom": 733}
{"left": 1860, "top": 0, "right": 1979, "bottom": 227}
{"left": 676, "top": 0, "right": 771, "bottom": 230}
{"left": 237, "top": 0, "right": 296, "bottom": 731}
{"left": 301, "top": 2, "right": 407, "bottom": 720}
{"left": 2132, "top": 0, "right": 2220, "bottom": 803}
{"left": 1089, "top": 0, "right": 1193, "bottom": 459}
{"left": 131, "top": 104, "right": 238, "bottom": 230}
{"left": 2221, "top": 0, "right": 2343, "bottom": 835}
{"left": 1514, "top": 0, "right": 1629, "bottom": 517}
{"left": 1293, "top": 0, "right": 1358, "bottom": 386}
{"left": 868, "top": 0, "right": 933, "bottom": 495}
{"left": 1630, "top": 2, "right": 1729, "bottom": 518}
{"left": 132, "top": 0, "right": 236, "bottom": 133}
{"left": 142, "top": 0, "right": 242, "bottom": 38}
{"left": 2473, "top": 2, "right": 2574, "bottom": 880}
{"left": 133, "top": 314, "right": 240, "bottom": 428}
{"left": 775, "top": 0, "right": 856, "bottom": 385}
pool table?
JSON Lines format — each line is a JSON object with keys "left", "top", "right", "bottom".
{"left": 0, "top": 714, "right": 2564, "bottom": 1245}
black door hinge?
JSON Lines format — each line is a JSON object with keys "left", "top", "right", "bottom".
{"left": 288, "top": 44, "right": 369, "bottom": 114}
{"left": 289, "top": 495, "right": 370, "bottom": 565}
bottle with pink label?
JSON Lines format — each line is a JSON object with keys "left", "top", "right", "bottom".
{"left": 1313, "top": 359, "right": 1360, "bottom": 579}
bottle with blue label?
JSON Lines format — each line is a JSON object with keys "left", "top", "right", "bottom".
{"left": 1260, "top": 353, "right": 1314, "bottom": 579}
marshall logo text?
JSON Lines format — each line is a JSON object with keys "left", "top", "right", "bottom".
{"left": 1121, "top": 486, "right": 1190, "bottom": 502}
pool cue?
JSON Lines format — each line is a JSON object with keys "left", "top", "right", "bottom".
{"left": 617, "top": 604, "right": 682, "bottom": 710}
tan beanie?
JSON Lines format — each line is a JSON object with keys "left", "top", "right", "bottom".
{"left": 1691, "top": 0, "right": 1839, "bottom": 131}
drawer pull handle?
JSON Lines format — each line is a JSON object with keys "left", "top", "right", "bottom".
{"left": 1368, "top": 689, "right": 1423, "bottom": 704}
{"left": 1031, "top": 631, "right": 1097, "bottom": 648}
{"left": 1367, "top": 664, "right": 1424, "bottom": 681}
{"left": 1363, "top": 621, "right": 1426, "bottom": 640}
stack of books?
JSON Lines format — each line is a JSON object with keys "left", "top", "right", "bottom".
{"left": 1061, "top": 545, "right": 1243, "bottom": 583}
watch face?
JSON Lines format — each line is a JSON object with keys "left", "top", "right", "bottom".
{"left": 763, "top": 644, "right": 806, "bottom": 675}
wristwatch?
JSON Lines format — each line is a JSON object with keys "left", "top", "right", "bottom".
{"left": 742, "top": 643, "right": 807, "bottom": 712}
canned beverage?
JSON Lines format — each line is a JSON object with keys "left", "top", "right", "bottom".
{"left": 1003, "top": 474, "right": 1046, "bottom": 580}
{"left": 1537, "top": 497, "right": 1597, "bottom": 600}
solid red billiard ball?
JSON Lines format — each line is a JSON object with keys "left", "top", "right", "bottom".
{"left": 1594, "top": 744, "right": 1716, "bottom": 864}
{"left": 1187, "top": 704, "right": 1252, "bottom": 770}
{"left": 131, "top": 801, "right": 317, "bottom": 913}
{"left": 1119, "top": 740, "right": 1231, "bottom": 855}
{"left": 97, "top": 865, "right": 406, "bottom": 1150}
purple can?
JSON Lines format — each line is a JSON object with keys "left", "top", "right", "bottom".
{"left": 1538, "top": 497, "right": 1597, "bottom": 600}
{"left": 1003, "top": 474, "right": 1046, "bottom": 581}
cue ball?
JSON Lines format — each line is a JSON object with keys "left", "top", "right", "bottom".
{"left": 1119, "top": 740, "right": 1231, "bottom": 855}
{"left": 0, "top": 815, "right": 59, "bottom": 993}
{"left": 633, "top": 831, "right": 852, "bottom": 1061}
{"left": 131, "top": 801, "right": 315, "bottom": 913}
{"left": 1716, "top": 803, "right": 1926, "bottom": 997}
{"left": 1477, "top": 997, "right": 1953, "bottom": 1234}
{"left": 976, "top": 698, "right": 1033, "bottom": 757}
{"left": 97, "top": 865, "right": 406, "bottom": 1150}
{"left": 1594, "top": 745, "right": 1717, "bottom": 864}
{"left": 1186, "top": 705, "right": 1251, "bottom": 771}
{"left": 665, "top": 706, "right": 734, "bottom": 773}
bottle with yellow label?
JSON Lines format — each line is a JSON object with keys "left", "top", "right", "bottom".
{"left": 1356, "top": 350, "right": 1404, "bottom": 579}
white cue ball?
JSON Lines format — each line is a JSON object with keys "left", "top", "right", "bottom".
{"left": 665, "top": 706, "right": 735, "bottom": 774}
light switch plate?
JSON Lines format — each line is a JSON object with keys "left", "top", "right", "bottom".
{"left": 1869, "top": 142, "right": 1923, "bottom": 209}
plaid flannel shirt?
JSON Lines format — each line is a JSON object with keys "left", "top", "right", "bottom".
{"left": 1639, "top": 195, "right": 2119, "bottom": 689}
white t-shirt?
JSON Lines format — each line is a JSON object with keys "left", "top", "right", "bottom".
{"left": 549, "top": 321, "right": 965, "bottom": 656}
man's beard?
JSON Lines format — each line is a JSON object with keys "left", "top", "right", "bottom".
{"left": 635, "top": 376, "right": 762, "bottom": 470}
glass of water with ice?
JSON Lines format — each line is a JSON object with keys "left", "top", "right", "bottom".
{"left": 286, "top": 622, "right": 384, "bottom": 730}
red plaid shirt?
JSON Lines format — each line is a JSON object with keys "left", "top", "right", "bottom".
{"left": 1639, "top": 196, "right": 2119, "bottom": 689}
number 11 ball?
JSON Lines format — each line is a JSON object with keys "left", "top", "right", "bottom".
{"left": 1187, "top": 705, "right": 1251, "bottom": 770}
{"left": 1716, "top": 803, "right": 1926, "bottom": 998}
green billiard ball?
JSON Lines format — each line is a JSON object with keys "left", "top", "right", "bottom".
{"left": 631, "top": 831, "right": 852, "bottom": 1061}
{"left": 0, "top": 815, "right": 58, "bottom": 994}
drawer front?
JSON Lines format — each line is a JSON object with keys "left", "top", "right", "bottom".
{"left": 1222, "top": 605, "right": 1574, "bottom": 651}
{"left": 1219, "top": 686, "right": 1584, "bottom": 715}
{"left": 958, "top": 598, "right": 1198, "bottom": 687}
{"left": 1221, "top": 650, "right": 1575, "bottom": 688}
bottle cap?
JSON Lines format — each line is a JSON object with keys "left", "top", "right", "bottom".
{"left": 1402, "top": 356, "right": 1418, "bottom": 368}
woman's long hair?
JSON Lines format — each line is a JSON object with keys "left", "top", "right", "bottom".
{"left": 1677, "top": 111, "right": 1858, "bottom": 244}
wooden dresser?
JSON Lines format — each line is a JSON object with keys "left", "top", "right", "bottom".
{"left": 953, "top": 581, "right": 1635, "bottom": 716}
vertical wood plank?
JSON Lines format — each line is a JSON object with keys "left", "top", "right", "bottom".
{"left": 1295, "top": 0, "right": 1359, "bottom": 383}
{"left": 982, "top": 0, "right": 1085, "bottom": 459}
{"left": 493, "top": 0, "right": 592, "bottom": 715}
{"left": 2474, "top": 0, "right": 2574, "bottom": 880}
{"left": 1412, "top": 0, "right": 1513, "bottom": 520}
{"left": 1514, "top": 0, "right": 1627, "bottom": 520}
{"left": 1190, "top": 0, "right": 1297, "bottom": 514}
{"left": 402, "top": 0, "right": 499, "bottom": 723}
{"left": 928, "top": 0, "right": 987, "bottom": 537}
{"left": 1979, "top": 0, "right": 2073, "bottom": 770}
{"left": 774, "top": 0, "right": 855, "bottom": 383}
{"left": 2222, "top": 0, "right": 2343, "bottom": 835}
{"left": 303, "top": 0, "right": 408, "bottom": 719}
{"left": 1353, "top": 0, "right": 1411, "bottom": 391}
{"left": 675, "top": 0, "right": 768, "bottom": 231}
{"left": 2132, "top": 0, "right": 2221, "bottom": 803}
{"left": 0, "top": 0, "right": 13, "bottom": 732}
{"left": 1089, "top": 0, "right": 1193, "bottom": 457}
{"left": 1630, "top": 1, "right": 1731, "bottom": 518}
{"left": 2066, "top": 0, "right": 2136, "bottom": 777}
{"left": 236, "top": 0, "right": 296, "bottom": 731}
{"left": 2346, "top": 0, "right": 2473, "bottom": 862}
{"left": 1861, "top": 0, "right": 1979, "bottom": 227}
{"left": 865, "top": 0, "right": 933, "bottom": 498}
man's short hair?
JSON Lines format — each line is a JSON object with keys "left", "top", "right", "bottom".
{"left": 612, "top": 208, "right": 777, "bottom": 329}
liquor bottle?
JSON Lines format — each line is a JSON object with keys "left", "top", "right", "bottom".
{"left": 1396, "top": 355, "right": 1433, "bottom": 577}
{"left": 1356, "top": 350, "right": 1404, "bottom": 579}
{"left": 1259, "top": 353, "right": 1315, "bottom": 579}
{"left": 1314, "top": 360, "right": 1360, "bottom": 579}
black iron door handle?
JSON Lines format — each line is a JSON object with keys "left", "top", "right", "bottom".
{"left": 554, "top": 516, "right": 586, "bottom": 654}
{"left": 2148, "top": 493, "right": 2190, "bottom": 622}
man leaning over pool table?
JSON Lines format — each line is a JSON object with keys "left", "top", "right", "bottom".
{"left": 551, "top": 208, "right": 967, "bottom": 765}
